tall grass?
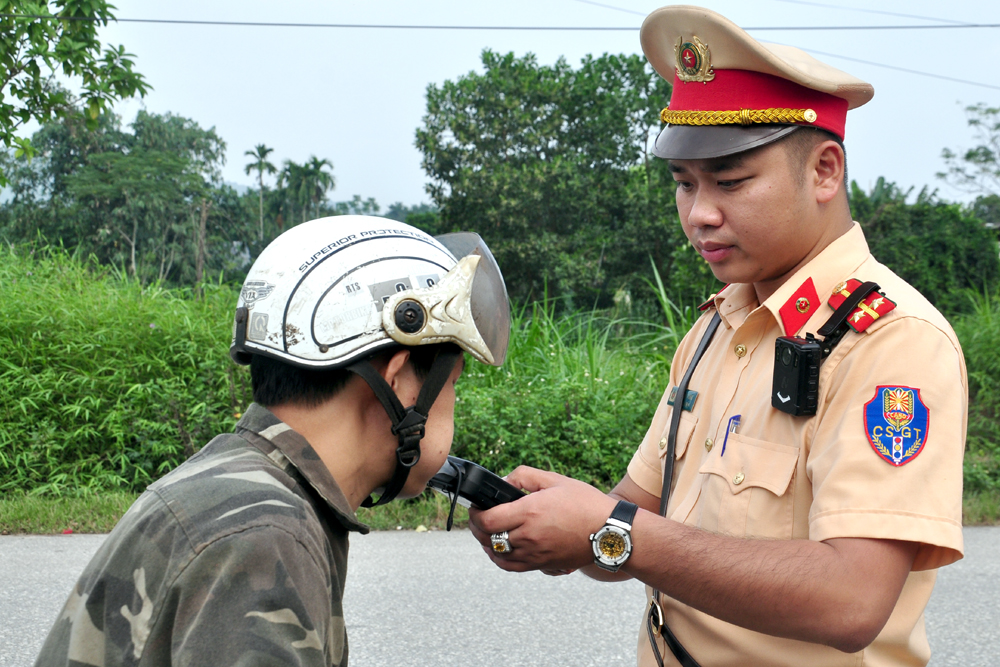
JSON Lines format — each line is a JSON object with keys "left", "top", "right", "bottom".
{"left": 953, "top": 288, "right": 1000, "bottom": 493}
{"left": 2, "top": 245, "right": 997, "bottom": 507}
{"left": 451, "top": 282, "right": 697, "bottom": 488}
{"left": 0, "top": 245, "right": 250, "bottom": 495}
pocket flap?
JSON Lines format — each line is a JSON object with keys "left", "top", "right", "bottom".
{"left": 658, "top": 411, "right": 698, "bottom": 461}
{"left": 699, "top": 434, "right": 799, "bottom": 496}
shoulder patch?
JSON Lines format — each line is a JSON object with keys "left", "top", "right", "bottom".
{"left": 828, "top": 279, "right": 896, "bottom": 333}
{"left": 864, "top": 386, "right": 929, "bottom": 466}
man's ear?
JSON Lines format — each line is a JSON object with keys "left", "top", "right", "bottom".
{"left": 813, "top": 141, "right": 845, "bottom": 204}
{"left": 381, "top": 349, "right": 413, "bottom": 392}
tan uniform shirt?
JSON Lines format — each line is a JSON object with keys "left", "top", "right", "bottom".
{"left": 628, "top": 224, "right": 966, "bottom": 667}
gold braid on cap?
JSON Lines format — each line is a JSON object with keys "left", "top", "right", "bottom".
{"left": 660, "top": 107, "right": 818, "bottom": 126}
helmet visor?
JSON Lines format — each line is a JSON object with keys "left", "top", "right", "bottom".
{"left": 435, "top": 233, "right": 511, "bottom": 366}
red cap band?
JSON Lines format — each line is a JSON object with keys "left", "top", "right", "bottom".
{"left": 670, "top": 69, "right": 849, "bottom": 139}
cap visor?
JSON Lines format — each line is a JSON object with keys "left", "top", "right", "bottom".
{"left": 652, "top": 124, "right": 800, "bottom": 160}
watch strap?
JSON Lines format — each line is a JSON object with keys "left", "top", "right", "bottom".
{"left": 609, "top": 499, "right": 638, "bottom": 528}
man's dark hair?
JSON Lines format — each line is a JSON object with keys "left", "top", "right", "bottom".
{"left": 251, "top": 343, "right": 461, "bottom": 407}
{"left": 781, "top": 127, "right": 849, "bottom": 192}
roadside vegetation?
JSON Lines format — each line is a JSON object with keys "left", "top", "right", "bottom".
{"left": 1, "top": 247, "right": 998, "bottom": 532}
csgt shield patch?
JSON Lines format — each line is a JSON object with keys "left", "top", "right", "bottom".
{"left": 864, "top": 386, "right": 929, "bottom": 467}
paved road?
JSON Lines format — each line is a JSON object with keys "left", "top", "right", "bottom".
{"left": 3, "top": 528, "right": 998, "bottom": 666}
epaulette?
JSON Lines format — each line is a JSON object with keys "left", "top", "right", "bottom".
{"left": 827, "top": 279, "right": 896, "bottom": 333}
{"left": 698, "top": 284, "right": 728, "bottom": 311}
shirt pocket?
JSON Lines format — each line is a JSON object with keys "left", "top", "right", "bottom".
{"left": 659, "top": 412, "right": 699, "bottom": 521}
{"left": 696, "top": 434, "right": 800, "bottom": 540}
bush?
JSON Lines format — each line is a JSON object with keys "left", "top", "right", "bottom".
{"left": 2, "top": 246, "right": 997, "bottom": 502}
{"left": 851, "top": 179, "right": 1000, "bottom": 315}
{"left": 0, "top": 245, "right": 250, "bottom": 494}
{"left": 953, "top": 289, "right": 1000, "bottom": 493}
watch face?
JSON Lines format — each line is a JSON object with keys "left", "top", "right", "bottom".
{"left": 593, "top": 525, "right": 632, "bottom": 565}
{"left": 599, "top": 531, "right": 627, "bottom": 559}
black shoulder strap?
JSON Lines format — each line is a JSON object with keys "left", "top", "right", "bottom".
{"left": 648, "top": 311, "right": 721, "bottom": 667}
{"left": 660, "top": 312, "right": 721, "bottom": 515}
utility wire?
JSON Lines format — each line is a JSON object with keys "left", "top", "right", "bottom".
{"left": 568, "top": 2, "right": 1000, "bottom": 93}
{"left": 571, "top": 0, "right": 646, "bottom": 17}
{"left": 771, "top": 0, "right": 970, "bottom": 25}
{"left": 802, "top": 48, "right": 1000, "bottom": 91}
{"left": 4, "top": 11, "right": 997, "bottom": 90}
{"left": 1, "top": 13, "right": 1000, "bottom": 30}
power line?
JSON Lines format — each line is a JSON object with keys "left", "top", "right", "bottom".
{"left": 2, "top": 13, "right": 1000, "bottom": 31}
{"left": 770, "top": 0, "right": 970, "bottom": 25}
{"left": 4, "top": 11, "right": 997, "bottom": 90}
{"left": 802, "top": 48, "right": 1000, "bottom": 91}
{"left": 571, "top": 0, "right": 645, "bottom": 17}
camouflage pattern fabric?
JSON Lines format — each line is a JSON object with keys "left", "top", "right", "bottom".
{"left": 35, "top": 403, "right": 369, "bottom": 667}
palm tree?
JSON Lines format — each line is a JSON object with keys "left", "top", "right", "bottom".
{"left": 278, "top": 159, "right": 309, "bottom": 225}
{"left": 303, "top": 156, "right": 335, "bottom": 219}
{"left": 243, "top": 144, "right": 276, "bottom": 241}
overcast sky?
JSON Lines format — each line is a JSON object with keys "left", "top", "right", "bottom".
{"left": 96, "top": 0, "right": 1000, "bottom": 209}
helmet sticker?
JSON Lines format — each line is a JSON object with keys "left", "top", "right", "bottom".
{"left": 240, "top": 280, "right": 275, "bottom": 308}
{"left": 369, "top": 277, "right": 414, "bottom": 312}
{"left": 248, "top": 313, "right": 269, "bottom": 341}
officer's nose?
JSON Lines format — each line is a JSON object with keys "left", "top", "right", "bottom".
{"left": 685, "top": 188, "right": 724, "bottom": 229}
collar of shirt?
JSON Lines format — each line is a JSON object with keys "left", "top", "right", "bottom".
{"left": 235, "top": 403, "right": 370, "bottom": 534}
{"left": 711, "top": 222, "right": 870, "bottom": 335}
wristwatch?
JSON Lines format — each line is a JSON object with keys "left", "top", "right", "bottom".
{"left": 590, "top": 500, "right": 639, "bottom": 572}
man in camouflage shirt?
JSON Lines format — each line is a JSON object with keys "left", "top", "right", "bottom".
{"left": 35, "top": 216, "right": 511, "bottom": 666}
{"left": 36, "top": 404, "right": 366, "bottom": 666}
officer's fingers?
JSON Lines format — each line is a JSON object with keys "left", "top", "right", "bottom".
{"left": 471, "top": 496, "right": 531, "bottom": 534}
{"left": 467, "top": 518, "right": 492, "bottom": 547}
{"left": 505, "top": 465, "right": 565, "bottom": 493}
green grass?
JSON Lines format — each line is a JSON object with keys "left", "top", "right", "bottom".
{"left": 0, "top": 491, "right": 139, "bottom": 534}
{"left": 0, "top": 490, "right": 470, "bottom": 534}
{"left": 963, "top": 489, "right": 1000, "bottom": 526}
{"left": 3, "top": 487, "right": 996, "bottom": 535}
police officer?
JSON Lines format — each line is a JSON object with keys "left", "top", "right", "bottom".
{"left": 469, "top": 6, "right": 966, "bottom": 666}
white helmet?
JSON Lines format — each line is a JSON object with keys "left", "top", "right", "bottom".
{"left": 231, "top": 215, "right": 509, "bottom": 368}
{"left": 230, "top": 215, "right": 511, "bottom": 506}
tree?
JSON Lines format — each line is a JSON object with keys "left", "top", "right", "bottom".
{"left": 334, "top": 195, "right": 379, "bottom": 217}
{"left": 416, "top": 49, "right": 715, "bottom": 309}
{"left": 938, "top": 103, "right": 1000, "bottom": 197}
{"left": 303, "top": 156, "right": 335, "bottom": 220}
{"left": 0, "top": 1, "right": 149, "bottom": 184}
{"left": 277, "top": 159, "right": 307, "bottom": 225}
{"left": 0, "top": 106, "right": 236, "bottom": 285}
{"left": 243, "top": 143, "right": 276, "bottom": 241}
{"left": 850, "top": 177, "right": 1000, "bottom": 314}
{"left": 278, "top": 156, "right": 335, "bottom": 224}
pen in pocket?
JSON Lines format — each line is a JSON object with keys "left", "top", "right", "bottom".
{"left": 721, "top": 414, "right": 742, "bottom": 456}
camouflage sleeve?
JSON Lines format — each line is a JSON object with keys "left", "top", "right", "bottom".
{"left": 158, "top": 525, "right": 345, "bottom": 667}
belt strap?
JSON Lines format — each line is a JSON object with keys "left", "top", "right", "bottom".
{"left": 647, "top": 312, "right": 721, "bottom": 667}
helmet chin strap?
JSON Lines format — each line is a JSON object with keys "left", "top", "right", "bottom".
{"left": 347, "top": 347, "right": 463, "bottom": 507}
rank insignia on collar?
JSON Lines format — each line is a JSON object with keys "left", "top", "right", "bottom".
{"left": 828, "top": 279, "right": 896, "bottom": 333}
{"left": 778, "top": 277, "right": 819, "bottom": 336}
{"left": 674, "top": 35, "right": 715, "bottom": 83}
{"left": 864, "top": 386, "right": 929, "bottom": 467}
{"left": 698, "top": 284, "right": 728, "bottom": 311}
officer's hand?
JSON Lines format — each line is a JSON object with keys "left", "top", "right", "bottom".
{"left": 467, "top": 466, "right": 617, "bottom": 573}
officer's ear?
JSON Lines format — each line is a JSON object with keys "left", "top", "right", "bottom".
{"left": 812, "top": 140, "right": 845, "bottom": 204}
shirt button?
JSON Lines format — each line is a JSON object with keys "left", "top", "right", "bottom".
{"left": 658, "top": 437, "right": 668, "bottom": 450}
{"left": 734, "top": 344, "right": 747, "bottom": 358}
{"left": 733, "top": 471, "right": 745, "bottom": 485}
{"left": 705, "top": 438, "right": 714, "bottom": 452}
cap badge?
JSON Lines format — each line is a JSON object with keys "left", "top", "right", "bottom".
{"left": 674, "top": 36, "right": 715, "bottom": 83}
